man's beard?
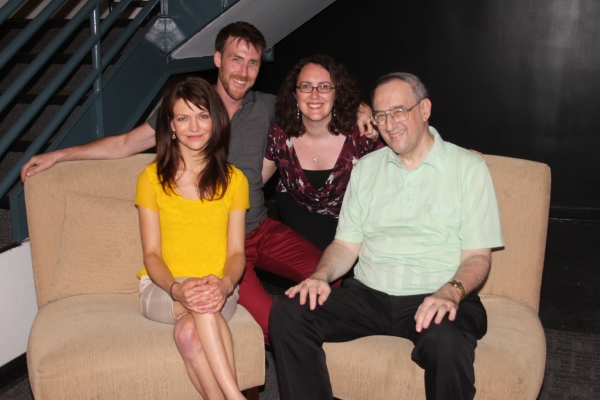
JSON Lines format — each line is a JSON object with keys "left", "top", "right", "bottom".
{"left": 219, "top": 71, "right": 254, "bottom": 101}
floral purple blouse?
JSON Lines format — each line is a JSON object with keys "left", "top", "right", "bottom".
{"left": 265, "top": 123, "right": 383, "bottom": 218}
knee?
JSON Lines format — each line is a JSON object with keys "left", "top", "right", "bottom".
{"left": 413, "top": 318, "right": 476, "bottom": 366}
{"left": 268, "top": 296, "right": 307, "bottom": 340}
{"left": 173, "top": 318, "right": 202, "bottom": 358}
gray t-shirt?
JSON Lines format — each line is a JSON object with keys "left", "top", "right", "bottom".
{"left": 147, "top": 91, "right": 276, "bottom": 233}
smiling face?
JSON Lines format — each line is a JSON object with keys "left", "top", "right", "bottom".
{"left": 170, "top": 98, "right": 212, "bottom": 156}
{"left": 373, "top": 79, "right": 432, "bottom": 162}
{"left": 294, "top": 63, "right": 335, "bottom": 125}
{"left": 214, "top": 37, "right": 261, "bottom": 101}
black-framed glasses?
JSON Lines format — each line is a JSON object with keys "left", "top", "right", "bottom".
{"left": 296, "top": 83, "right": 335, "bottom": 93}
{"left": 371, "top": 99, "right": 423, "bottom": 126}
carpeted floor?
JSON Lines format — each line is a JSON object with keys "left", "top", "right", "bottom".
{"left": 538, "top": 329, "right": 600, "bottom": 399}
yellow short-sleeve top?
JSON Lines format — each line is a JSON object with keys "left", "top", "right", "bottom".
{"left": 135, "top": 162, "right": 249, "bottom": 279}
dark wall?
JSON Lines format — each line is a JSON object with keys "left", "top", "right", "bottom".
{"left": 254, "top": 0, "right": 600, "bottom": 211}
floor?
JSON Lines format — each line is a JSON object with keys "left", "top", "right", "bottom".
{"left": 539, "top": 219, "right": 600, "bottom": 335}
{"left": 1, "top": 218, "right": 599, "bottom": 398}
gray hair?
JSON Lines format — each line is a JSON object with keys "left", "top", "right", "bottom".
{"left": 371, "top": 72, "right": 429, "bottom": 106}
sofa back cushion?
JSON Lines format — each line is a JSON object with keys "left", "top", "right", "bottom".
{"left": 48, "top": 191, "right": 142, "bottom": 301}
{"left": 25, "top": 154, "right": 550, "bottom": 311}
{"left": 479, "top": 155, "right": 551, "bottom": 312}
{"left": 25, "top": 154, "right": 155, "bottom": 307}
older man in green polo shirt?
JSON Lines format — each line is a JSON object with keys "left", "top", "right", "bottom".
{"left": 269, "top": 72, "right": 504, "bottom": 400}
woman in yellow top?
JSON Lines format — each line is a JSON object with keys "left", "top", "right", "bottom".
{"left": 136, "top": 76, "right": 249, "bottom": 399}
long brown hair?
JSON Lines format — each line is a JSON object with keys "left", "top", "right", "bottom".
{"left": 155, "top": 76, "right": 231, "bottom": 200}
{"left": 276, "top": 55, "right": 363, "bottom": 137}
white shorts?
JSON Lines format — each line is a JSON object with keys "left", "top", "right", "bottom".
{"left": 139, "top": 276, "right": 239, "bottom": 324}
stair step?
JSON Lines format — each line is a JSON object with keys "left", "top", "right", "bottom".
{"left": 0, "top": 16, "right": 155, "bottom": 246}
{"left": 9, "top": 52, "right": 125, "bottom": 66}
{"left": 0, "top": 62, "right": 93, "bottom": 94}
{"left": 0, "top": 20, "right": 136, "bottom": 53}
{"left": 0, "top": 151, "right": 22, "bottom": 182}
{"left": 1, "top": 93, "right": 88, "bottom": 106}
{"left": 0, "top": 102, "right": 79, "bottom": 141}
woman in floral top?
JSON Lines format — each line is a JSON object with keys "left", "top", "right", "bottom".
{"left": 263, "top": 55, "right": 383, "bottom": 251}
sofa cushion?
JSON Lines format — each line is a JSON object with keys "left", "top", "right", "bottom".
{"left": 27, "top": 294, "right": 265, "bottom": 399}
{"left": 324, "top": 295, "right": 546, "bottom": 400}
{"left": 48, "top": 191, "right": 142, "bottom": 301}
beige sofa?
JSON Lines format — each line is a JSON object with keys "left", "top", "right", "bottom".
{"left": 25, "top": 153, "right": 549, "bottom": 399}
{"left": 25, "top": 154, "right": 264, "bottom": 399}
{"left": 323, "top": 154, "right": 551, "bottom": 399}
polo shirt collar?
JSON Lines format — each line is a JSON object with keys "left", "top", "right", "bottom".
{"left": 422, "top": 126, "right": 445, "bottom": 171}
{"left": 385, "top": 126, "right": 446, "bottom": 171}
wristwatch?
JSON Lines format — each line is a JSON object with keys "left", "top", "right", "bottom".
{"left": 447, "top": 279, "right": 465, "bottom": 298}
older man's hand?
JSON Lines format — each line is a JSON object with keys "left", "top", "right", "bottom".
{"left": 414, "top": 285, "right": 462, "bottom": 332}
{"left": 285, "top": 277, "right": 331, "bottom": 310}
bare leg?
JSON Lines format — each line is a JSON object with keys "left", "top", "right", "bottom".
{"left": 193, "top": 311, "right": 244, "bottom": 400}
{"left": 173, "top": 314, "right": 225, "bottom": 399}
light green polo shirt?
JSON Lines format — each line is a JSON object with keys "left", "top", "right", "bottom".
{"left": 336, "top": 127, "right": 504, "bottom": 296}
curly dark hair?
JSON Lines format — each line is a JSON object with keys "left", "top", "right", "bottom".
{"left": 276, "top": 55, "right": 363, "bottom": 137}
{"left": 155, "top": 76, "right": 231, "bottom": 201}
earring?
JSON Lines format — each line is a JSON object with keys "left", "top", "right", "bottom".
{"left": 333, "top": 108, "right": 336, "bottom": 118}
{"left": 171, "top": 132, "right": 176, "bottom": 140}
{"left": 296, "top": 105, "right": 300, "bottom": 120}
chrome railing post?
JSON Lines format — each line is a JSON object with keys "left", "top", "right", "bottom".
{"left": 90, "top": 4, "right": 104, "bottom": 137}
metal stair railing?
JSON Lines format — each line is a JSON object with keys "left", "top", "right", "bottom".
{"left": 0, "top": 0, "right": 27, "bottom": 27}
{"left": 1, "top": 0, "right": 335, "bottom": 243}
{"left": 2, "top": 0, "right": 242, "bottom": 242}
{"left": 0, "top": 0, "right": 160, "bottom": 202}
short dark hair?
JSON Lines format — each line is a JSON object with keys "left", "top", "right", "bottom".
{"left": 155, "top": 76, "right": 231, "bottom": 200}
{"left": 276, "top": 55, "right": 363, "bottom": 137}
{"left": 371, "top": 72, "right": 429, "bottom": 107}
{"left": 215, "top": 21, "right": 266, "bottom": 56}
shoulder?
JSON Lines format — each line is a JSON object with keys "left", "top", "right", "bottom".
{"left": 444, "top": 141, "right": 488, "bottom": 172}
{"left": 357, "top": 146, "right": 389, "bottom": 165}
{"left": 242, "top": 91, "right": 276, "bottom": 125}
{"left": 348, "top": 125, "right": 379, "bottom": 149}
{"left": 351, "top": 147, "right": 389, "bottom": 179}
{"left": 247, "top": 91, "right": 276, "bottom": 107}
{"left": 229, "top": 165, "right": 249, "bottom": 186}
{"left": 347, "top": 125, "right": 361, "bottom": 141}
{"left": 269, "top": 123, "right": 286, "bottom": 137}
{"left": 138, "top": 162, "right": 158, "bottom": 181}
{"left": 255, "top": 91, "right": 276, "bottom": 104}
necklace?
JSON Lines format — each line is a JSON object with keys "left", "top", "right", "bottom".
{"left": 312, "top": 157, "right": 319, "bottom": 162}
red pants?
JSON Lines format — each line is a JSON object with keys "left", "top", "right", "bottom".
{"left": 239, "top": 217, "right": 322, "bottom": 343}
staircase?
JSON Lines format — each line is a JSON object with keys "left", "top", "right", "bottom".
{"left": 0, "top": 14, "right": 154, "bottom": 249}
{"left": 0, "top": 0, "right": 336, "bottom": 250}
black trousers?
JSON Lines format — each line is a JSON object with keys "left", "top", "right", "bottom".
{"left": 269, "top": 279, "right": 487, "bottom": 400}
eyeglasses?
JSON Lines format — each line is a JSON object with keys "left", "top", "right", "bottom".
{"left": 296, "top": 83, "right": 335, "bottom": 93}
{"left": 371, "top": 100, "right": 422, "bottom": 126}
